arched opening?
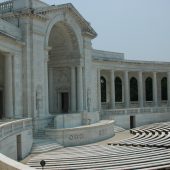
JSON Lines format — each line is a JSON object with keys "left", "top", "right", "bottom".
{"left": 101, "top": 76, "right": 106, "bottom": 102}
{"left": 161, "top": 77, "right": 167, "bottom": 100}
{"left": 48, "top": 22, "right": 80, "bottom": 114}
{"left": 0, "top": 54, "right": 4, "bottom": 119}
{"left": 115, "top": 77, "right": 122, "bottom": 102}
{"left": 145, "top": 77, "right": 153, "bottom": 101}
{"left": 130, "top": 77, "right": 138, "bottom": 101}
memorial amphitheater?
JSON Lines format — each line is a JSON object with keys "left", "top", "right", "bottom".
{"left": 0, "top": 0, "right": 170, "bottom": 169}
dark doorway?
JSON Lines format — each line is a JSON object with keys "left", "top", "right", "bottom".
{"left": 100, "top": 76, "right": 106, "bottom": 102}
{"left": 17, "top": 135, "right": 22, "bottom": 161}
{"left": 0, "top": 90, "right": 3, "bottom": 119}
{"left": 130, "top": 116, "right": 135, "bottom": 129}
{"left": 61, "top": 92, "right": 69, "bottom": 113}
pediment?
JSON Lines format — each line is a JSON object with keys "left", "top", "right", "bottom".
{"left": 35, "top": 3, "right": 97, "bottom": 39}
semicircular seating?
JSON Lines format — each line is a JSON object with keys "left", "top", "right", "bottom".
{"left": 27, "top": 122, "right": 170, "bottom": 170}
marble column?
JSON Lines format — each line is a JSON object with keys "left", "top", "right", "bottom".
{"left": 124, "top": 71, "right": 130, "bottom": 108}
{"left": 167, "top": 72, "right": 170, "bottom": 106}
{"left": 5, "top": 53, "right": 13, "bottom": 118}
{"left": 71, "top": 67, "right": 76, "bottom": 112}
{"left": 48, "top": 68, "right": 53, "bottom": 113}
{"left": 153, "top": 72, "right": 158, "bottom": 106}
{"left": 97, "top": 69, "right": 101, "bottom": 110}
{"left": 77, "top": 66, "right": 83, "bottom": 112}
{"left": 138, "top": 71, "right": 143, "bottom": 108}
{"left": 110, "top": 70, "right": 115, "bottom": 109}
{"left": 44, "top": 54, "right": 49, "bottom": 116}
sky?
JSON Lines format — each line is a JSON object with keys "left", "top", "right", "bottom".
{"left": 42, "top": 0, "right": 170, "bottom": 62}
{"left": 1, "top": 0, "right": 170, "bottom": 62}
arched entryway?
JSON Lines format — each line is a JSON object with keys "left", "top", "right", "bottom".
{"left": 115, "top": 77, "right": 122, "bottom": 102}
{"left": 48, "top": 21, "right": 81, "bottom": 114}
{"left": 100, "top": 76, "right": 106, "bottom": 102}
{"left": 130, "top": 77, "right": 138, "bottom": 101}
{"left": 161, "top": 77, "right": 167, "bottom": 101}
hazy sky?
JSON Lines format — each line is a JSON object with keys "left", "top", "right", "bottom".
{"left": 41, "top": 0, "right": 170, "bottom": 62}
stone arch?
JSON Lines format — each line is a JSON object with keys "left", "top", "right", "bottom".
{"left": 44, "top": 13, "right": 83, "bottom": 56}
{"left": 145, "top": 77, "right": 153, "bottom": 101}
{"left": 130, "top": 77, "right": 138, "bottom": 101}
{"left": 115, "top": 77, "right": 122, "bottom": 102}
{"left": 161, "top": 77, "right": 167, "bottom": 100}
{"left": 47, "top": 15, "right": 82, "bottom": 114}
{"left": 48, "top": 21, "right": 80, "bottom": 63}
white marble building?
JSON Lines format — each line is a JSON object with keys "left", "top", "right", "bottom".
{"left": 0, "top": 0, "right": 170, "bottom": 134}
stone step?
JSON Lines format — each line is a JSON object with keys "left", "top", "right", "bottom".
{"left": 31, "top": 139, "right": 63, "bottom": 154}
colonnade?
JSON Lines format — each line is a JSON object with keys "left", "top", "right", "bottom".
{"left": 98, "top": 69, "right": 170, "bottom": 109}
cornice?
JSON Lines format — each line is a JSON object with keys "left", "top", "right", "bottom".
{"left": 35, "top": 3, "right": 97, "bottom": 39}
{"left": 0, "top": 8, "right": 48, "bottom": 21}
{"left": 0, "top": 3, "right": 97, "bottom": 38}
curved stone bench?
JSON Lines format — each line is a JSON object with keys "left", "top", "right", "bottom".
{"left": 45, "top": 120, "right": 114, "bottom": 147}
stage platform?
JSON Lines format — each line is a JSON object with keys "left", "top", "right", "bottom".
{"left": 45, "top": 120, "right": 114, "bottom": 146}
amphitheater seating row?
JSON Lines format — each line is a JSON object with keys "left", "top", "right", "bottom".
{"left": 109, "top": 122, "right": 170, "bottom": 148}
{"left": 28, "top": 144, "right": 170, "bottom": 169}
{"left": 27, "top": 123, "right": 170, "bottom": 169}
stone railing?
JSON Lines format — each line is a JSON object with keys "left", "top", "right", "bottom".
{"left": 0, "top": 19, "right": 22, "bottom": 40}
{"left": 101, "top": 107, "right": 170, "bottom": 120}
{"left": 0, "top": 1, "right": 13, "bottom": 13}
{"left": 0, "top": 153, "right": 35, "bottom": 170}
{"left": 0, "top": 118, "right": 32, "bottom": 141}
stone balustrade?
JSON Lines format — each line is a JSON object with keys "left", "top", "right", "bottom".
{"left": 102, "top": 107, "right": 170, "bottom": 118}
{"left": 0, "top": 1, "right": 13, "bottom": 13}
{"left": 0, "top": 118, "right": 32, "bottom": 141}
{"left": 0, "top": 118, "right": 33, "bottom": 169}
{"left": 0, "top": 19, "right": 22, "bottom": 40}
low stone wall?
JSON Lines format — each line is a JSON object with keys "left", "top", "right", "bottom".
{"left": 103, "top": 108, "right": 170, "bottom": 129}
{"left": 0, "top": 153, "right": 35, "bottom": 170}
{"left": 54, "top": 112, "right": 99, "bottom": 128}
{"left": 0, "top": 118, "right": 33, "bottom": 160}
{"left": 45, "top": 120, "right": 114, "bottom": 147}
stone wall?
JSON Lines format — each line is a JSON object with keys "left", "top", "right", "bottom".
{"left": 0, "top": 153, "right": 35, "bottom": 170}
{"left": 46, "top": 120, "right": 114, "bottom": 147}
{"left": 102, "top": 108, "right": 170, "bottom": 129}
{"left": 0, "top": 119, "right": 33, "bottom": 160}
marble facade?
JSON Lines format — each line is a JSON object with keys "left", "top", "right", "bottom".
{"left": 0, "top": 0, "right": 170, "bottom": 133}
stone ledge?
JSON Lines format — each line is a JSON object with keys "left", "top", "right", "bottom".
{"left": 45, "top": 120, "right": 115, "bottom": 147}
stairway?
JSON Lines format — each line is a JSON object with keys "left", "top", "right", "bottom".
{"left": 31, "top": 139, "right": 63, "bottom": 154}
